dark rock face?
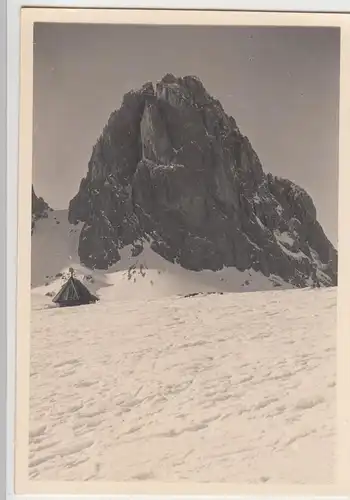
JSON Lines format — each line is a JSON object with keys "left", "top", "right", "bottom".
{"left": 32, "top": 186, "right": 50, "bottom": 233}
{"left": 68, "top": 74, "right": 337, "bottom": 287}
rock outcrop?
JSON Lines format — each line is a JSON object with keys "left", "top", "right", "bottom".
{"left": 32, "top": 186, "right": 50, "bottom": 233}
{"left": 68, "top": 74, "right": 337, "bottom": 287}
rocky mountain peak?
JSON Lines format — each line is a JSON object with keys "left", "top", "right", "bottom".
{"left": 32, "top": 186, "right": 51, "bottom": 233}
{"left": 68, "top": 74, "right": 337, "bottom": 288}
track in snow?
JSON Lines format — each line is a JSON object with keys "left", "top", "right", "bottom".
{"left": 29, "top": 286, "right": 336, "bottom": 484}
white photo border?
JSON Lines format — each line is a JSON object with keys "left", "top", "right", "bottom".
{"left": 6, "top": 2, "right": 350, "bottom": 500}
{"left": 1, "top": 0, "right": 7, "bottom": 498}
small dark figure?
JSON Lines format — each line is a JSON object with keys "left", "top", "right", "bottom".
{"left": 311, "top": 279, "right": 321, "bottom": 289}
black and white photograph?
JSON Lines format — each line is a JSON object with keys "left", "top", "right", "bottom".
{"left": 26, "top": 14, "right": 339, "bottom": 487}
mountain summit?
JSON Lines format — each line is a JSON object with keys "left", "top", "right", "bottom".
{"left": 68, "top": 74, "right": 337, "bottom": 287}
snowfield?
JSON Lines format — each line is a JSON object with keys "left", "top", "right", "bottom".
{"left": 29, "top": 211, "right": 337, "bottom": 484}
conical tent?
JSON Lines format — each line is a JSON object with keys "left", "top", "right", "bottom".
{"left": 52, "top": 276, "right": 99, "bottom": 307}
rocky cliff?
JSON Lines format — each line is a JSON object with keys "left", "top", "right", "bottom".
{"left": 68, "top": 74, "right": 337, "bottom": 287}
{"left": 32, "top": 186, "right": 50, "bottom": 233}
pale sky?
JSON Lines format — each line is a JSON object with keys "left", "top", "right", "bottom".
{"left": 32, "top": 23, "right": 340, "bottom": 245}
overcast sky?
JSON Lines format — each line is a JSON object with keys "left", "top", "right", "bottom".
{"left": 32, "top": 23, "right": 340, "bottom": 245}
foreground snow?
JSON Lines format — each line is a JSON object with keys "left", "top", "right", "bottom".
{"left": 29, "top": 286, "right": 336, "bottom": 484}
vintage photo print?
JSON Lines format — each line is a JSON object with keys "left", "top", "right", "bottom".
{"left": 15, "top": 7, "right": 350, "bottom": 496}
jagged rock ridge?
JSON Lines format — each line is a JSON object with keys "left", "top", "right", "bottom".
{"left": 68, "top": 74, "right": 337, "bottom": 287}
{"left": 32, "top": 186, "right": 51, "bottom": 233}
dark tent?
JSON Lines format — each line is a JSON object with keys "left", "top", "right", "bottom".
{"left": 52, "top": 271, "right": 99, "bottom": 307}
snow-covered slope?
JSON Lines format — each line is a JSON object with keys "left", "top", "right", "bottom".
{"left": 29, "top": 286, "right": 336, "bottom": 483}
{"left": 31, "top": 210, "right": 293, "bottom": 302}
{"left": 31, "top": 210, "right": 83, "bottom": 288}
{"left": 30, "top": 210, "right": 336, "bottom": 484}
